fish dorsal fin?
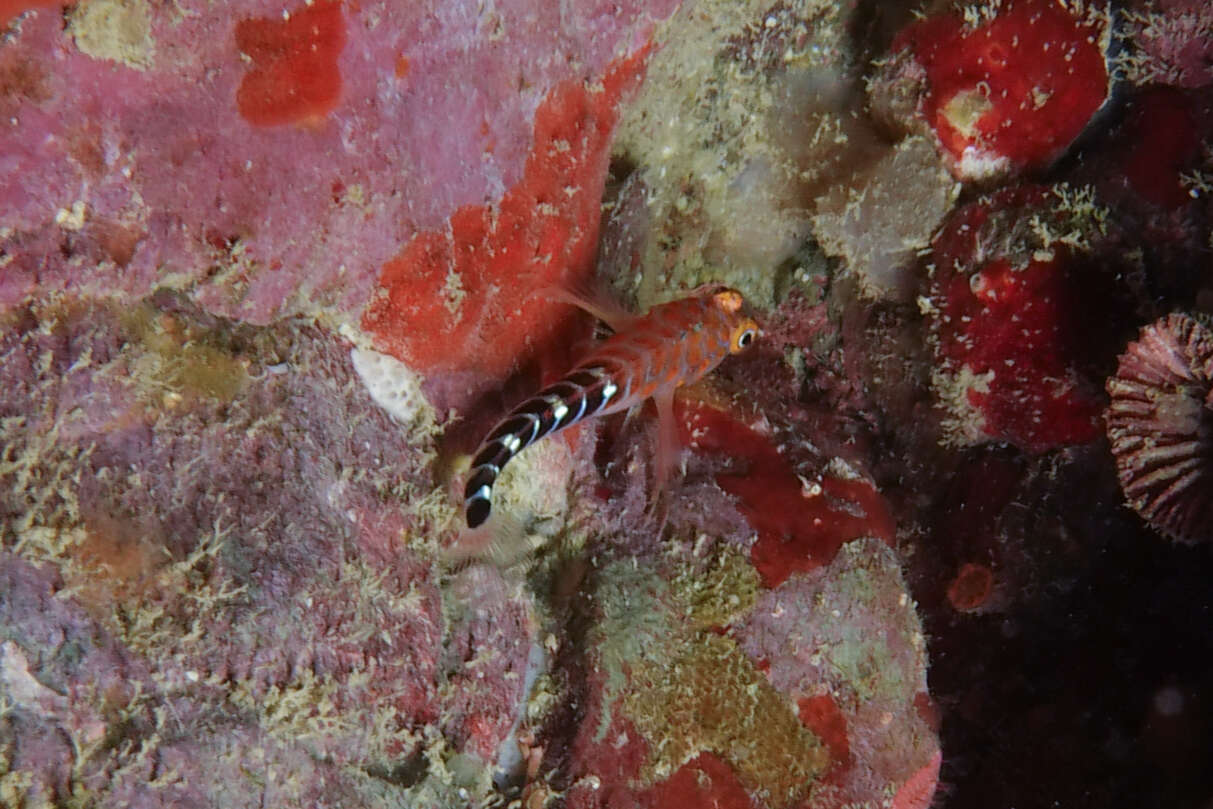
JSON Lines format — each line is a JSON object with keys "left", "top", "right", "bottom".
{"left": 539, "top": 279, "right": 636, "bottom": 332}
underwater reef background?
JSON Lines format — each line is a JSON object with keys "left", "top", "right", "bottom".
{"left": 1, "top": 0, "right": 1211, "bottom": 807}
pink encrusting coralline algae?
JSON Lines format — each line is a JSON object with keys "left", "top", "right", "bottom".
{"left": 0, "top": 0, "right": 673, "bottom": 330}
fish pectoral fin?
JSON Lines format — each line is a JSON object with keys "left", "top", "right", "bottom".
{"left": 538, "top": 279, "right": 635, "bottom": 332}
{"left": 652, "top": 390, "right": 680, "bottom": 499}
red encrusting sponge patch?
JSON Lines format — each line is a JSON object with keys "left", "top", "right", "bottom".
{"left": 1, "top": 0, "right": 69, "bottom": 28}
{"left": 1116, "top": 87, "right": 1204, "bottom": 210}
{"left": 361, "top": 48, "right": 651, "bottom": 380}
{"left": 891, "top": 750, "right": 943, "bottom": 809}
{"left": 933, "top": 254, "right": 1104, "bottom": 451}
{"left": 646, "top": 753, "right": 757, "bottom": 809}
{"left": 892, "top": 0, "right": 1109, "bottom": 180}
{"left": 234, "top": 1, "right": 346, "bottom": 127}
{"left": 798, "top": 695, "right": 852, "bottom": 777}
{"left": 924, "top": 186, "right": 1110, "bottom": 453}
{"left": 678, "top": 399, "right": 896, "bottom": 589}
{"left": 946, "top": 561, "right": 996, "bottom": 612}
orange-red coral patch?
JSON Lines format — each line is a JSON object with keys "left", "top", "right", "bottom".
{"left": 0, "top": 0, "right": 69, "bottom": 29}
{"left": 647, "top": 753, "right": 757, "bottom": 809}
{"left": 946, "top": 562, "right": 995, "bottom": 612}
{"left": 362, "top": 47, "right": 650, "bottom": 379}
{"left": 798, "top": 695, "right": 851, "bottom": 775}
{"left": 235, "top": 1, "right": 346, "bottom": 127}
{"left": 678, "top": 400, "right": 896, "bottom": 588}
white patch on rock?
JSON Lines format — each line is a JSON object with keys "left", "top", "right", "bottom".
{"left": 931, "top": 365, "right": 995, "bottom": 447}
{"left": 349, "top": 345, "right": 437, "bottom": 439}
{"left": 68, "top": 0, "right": 154, "bottom": 70}
{"left": 493, "top": 438, "right": 572, "bottom": 529}
{"left": 954, "top": 144, "right": 1012, "bottom": 183}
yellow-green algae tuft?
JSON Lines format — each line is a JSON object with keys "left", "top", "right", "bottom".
{"left": 668, "top": 540, "right": 761, "bottom": 630}
{"left": 120, "top": 303, "right": 252, "bottom": 407}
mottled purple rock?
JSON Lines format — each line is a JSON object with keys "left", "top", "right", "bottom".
{"left": 0, "top": 297, "right": 534, "bottom": 805}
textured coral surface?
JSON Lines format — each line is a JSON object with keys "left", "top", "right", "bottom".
{"left": 1106, "top": 313, "right": 1213, "bottom": 543}
{"left": 0, "top": 297, "right": 525, "bottom": 805}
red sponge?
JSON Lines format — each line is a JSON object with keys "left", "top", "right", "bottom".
{"left": 361, "top": 48, "right": 650, "bottom": 380}
{"left": 235, "top": 1, "right": 346, "bottom": 127}
{"left": 893, "top": 0, "right": 1110, "bottom": 180}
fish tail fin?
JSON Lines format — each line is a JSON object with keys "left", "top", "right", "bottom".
{"left": 463, "top": 367, "right": 617, "bottom": 529}
{"left": 442, "top": 507, "right": 536, "bottom": 568}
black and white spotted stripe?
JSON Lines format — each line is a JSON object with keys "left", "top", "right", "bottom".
{"left": 463, "top": 365, "right": 621, "bottom": 528}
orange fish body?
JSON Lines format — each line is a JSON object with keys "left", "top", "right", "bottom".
{"left": 463, "top": 285, "right": 759, "bottom": 528}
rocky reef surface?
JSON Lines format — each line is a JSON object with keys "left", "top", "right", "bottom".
{"left": 2, "top": 1, "right": 1212, "bottom": 808}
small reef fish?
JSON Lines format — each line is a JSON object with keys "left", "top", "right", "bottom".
{"left": 463, "top": 284, "right": 760, "bottom": 529}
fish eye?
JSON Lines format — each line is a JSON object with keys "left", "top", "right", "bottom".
{"left": 731, "top": 322, "right": 758, "bottom": 352}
